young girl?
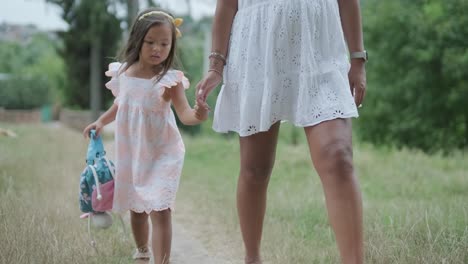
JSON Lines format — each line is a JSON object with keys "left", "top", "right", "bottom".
{"left": 83, "top": 8, "right": 209, "bottom": 264}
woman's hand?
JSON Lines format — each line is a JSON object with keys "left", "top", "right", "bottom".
{"left": 194, "top": 101, "right": 210, "bottom": 121}
{"left": 83, "top": 120, "right": 104, "bottom": 139}
{"left": 349, "top": 60, "right": 366, "bottom": 107}
{"left": 196, "top": 70, "right": 223, "bottom": 104}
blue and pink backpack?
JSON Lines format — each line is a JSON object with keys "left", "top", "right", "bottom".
{"left": 79, "top": 130, "right": 125, "bottom": 249}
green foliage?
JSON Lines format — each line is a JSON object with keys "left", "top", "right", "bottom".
{"left": 0, "top": 33, "right": 65, "bottom": 109}
{"left": 359, "top": 0, "right": 468, "bottom": 152}
{"left": 0, "top": 76, "right": 49, "bottom": 109}
{"left": 49, "top": 0, "right": 122, "bottom": 109}
{"left": 0, "top": 41, "right": 23, "bottom": 73}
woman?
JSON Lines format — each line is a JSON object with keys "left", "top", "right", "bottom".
{"left": 197, "top": 0, "right": 366, "bottom": 263}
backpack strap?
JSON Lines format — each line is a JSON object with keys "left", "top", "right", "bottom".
{"left": 88, "top": 165, "right": 102, "bottom": 200}
{"left": 102, "top": 157, "right": 115, "bottom": 178}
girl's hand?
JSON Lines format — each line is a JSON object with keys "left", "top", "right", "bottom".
{"left": 194, "top": 101, "right": 210, "bottom": 121}
{"left": 83, "top": 120, "right": 104, "bottom": 139}
{"left": 196, "top": 70, "right": 223, "bottom": 104}
{"left": 349, "top": 60, "right": 367, "bottom": 107}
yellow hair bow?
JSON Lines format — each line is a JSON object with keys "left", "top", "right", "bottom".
{"left": 138, "top": 11, "right": 184, "bottom": 38}
{"left": 174, "top": 18, "right": 183, "bottom": 38}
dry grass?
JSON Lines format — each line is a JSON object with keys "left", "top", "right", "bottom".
{"left": 0, "top": 124, "right": 131, "bottom": 264}
{"left": 179, "top": 123, "right": 468, "bottom": 264}
{"left": 1, "top": 123, "right": 467, "bottom": 264}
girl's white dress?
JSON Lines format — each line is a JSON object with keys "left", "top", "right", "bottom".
{"left": 106, "top": 63, "right": 190, "bottom": 213}
{"left": 213, "top": 0, "right": 359, "bottom": 136}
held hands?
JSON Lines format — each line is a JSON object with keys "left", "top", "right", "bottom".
{"left": 349, "top": 60, "right": 367, "bottom": 108}
{"left": 196, "top": 70, "right": 223, "bottom": 105}
{"left": 83, "top": 120, "right": 104, "bottom": 139}
{"left": 194, "top": 101, "right": 210, "bottom": 121}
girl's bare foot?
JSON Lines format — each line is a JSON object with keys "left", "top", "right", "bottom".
{"left": 133, "top": 246, "right": 151, "bottom": 262}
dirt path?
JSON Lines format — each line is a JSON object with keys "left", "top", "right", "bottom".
{"left": 170, "top": 221, "right": 227, "bottom": 264}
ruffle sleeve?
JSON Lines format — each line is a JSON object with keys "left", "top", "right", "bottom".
{"left": 159, "top": 70, "right": 190, "bottom": 90}
{"left": 105, "top": 62, "right": 123, "bottom": 103}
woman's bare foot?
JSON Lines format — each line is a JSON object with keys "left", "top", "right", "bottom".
{"left": 245, "top": 256, "right": 262, "bottom": 264}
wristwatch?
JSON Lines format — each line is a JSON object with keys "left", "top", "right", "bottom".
{"left": 350, "top": 50, "right": 368, "bottom": 62}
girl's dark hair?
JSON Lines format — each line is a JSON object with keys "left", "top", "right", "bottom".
{"left": 118, "top": 8, "right": 178, "bottom": 82}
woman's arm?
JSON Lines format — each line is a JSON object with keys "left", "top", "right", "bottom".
{"left": 210, "top": 0, "right": 238, "bottom": 71}
{"left": 170, "top": 84, "right": 209, "bottom": 126}
{"left": 338, "top": 0, "right": 367, "bottom": 106}
{"left": 338, "top": 0, "right": 364, "bottom": 54}
{"left": 196, "top": 0, "right": 238, "bottom": 103}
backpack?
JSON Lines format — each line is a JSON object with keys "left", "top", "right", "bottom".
{"left": 79, "top": 130, "right": 125, "bottom": 249}
{"left": 79, "top": 130, "right": 115, "bottom": 214}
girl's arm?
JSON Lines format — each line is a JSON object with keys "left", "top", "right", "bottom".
{"left": 337, "top": 0, "right": 367, "bottom": 106}
{"left": 196, "top": 0, "right": 238, "bottom": 103}
{"left": 170, "top": 84, "right": 209, "bottom": 126}
{"left": 97, "top": 104, "right": 118, "bottom": 126}
{"left": 83, "top": 104, "right": 118, "bottom": 138}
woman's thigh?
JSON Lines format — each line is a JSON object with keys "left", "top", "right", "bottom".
{"left": 239, "top": 122, "right": 281, "bottom": 179}
{"left": 304, "top": 118, "right": 354, "bottom": 175}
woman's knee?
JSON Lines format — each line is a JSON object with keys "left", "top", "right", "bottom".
{"left": 240, "top": 162, "right": 275, "bottom": 185}
{"left": 318, "top": 140, "right": 354, "bottom": 176}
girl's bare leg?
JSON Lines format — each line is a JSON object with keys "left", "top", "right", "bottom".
{"left": 130, "top": 211, "right": 150, "bottom": 254}
{"left": 150, "top": 209, "right": 172, "bottom": 264}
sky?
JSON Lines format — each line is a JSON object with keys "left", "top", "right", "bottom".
{"left": 0, "top": 0, "right": 215, "bottom": 31}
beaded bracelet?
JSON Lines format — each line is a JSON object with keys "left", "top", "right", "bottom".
{"left": 208, "top": 68, "right": 223, "bottom": 77}
{"left": 209, "top": 52, "right": 227, "bottom": 65}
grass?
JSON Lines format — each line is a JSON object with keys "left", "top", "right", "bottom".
{"left": 0, "top": 123, "right": 131, "bottom": 264}
{"left": 180, "top": 122, "right": 468, "bottom": 264}
{"left": 0, "top": 123, "right": 467, "bottom": 263}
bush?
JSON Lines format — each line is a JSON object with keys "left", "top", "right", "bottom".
{"left": 0, "top": 76, "right": 50, "bottom": 109}
{"left": 358, "top": 0, "right": 468, "bottom": 152}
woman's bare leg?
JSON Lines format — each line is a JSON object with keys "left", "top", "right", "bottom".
{"left": 304, "top": 119, "right": 363, "bottom": 264}
{"left": 238, "top": 122, "right": 281, "bottom": 264}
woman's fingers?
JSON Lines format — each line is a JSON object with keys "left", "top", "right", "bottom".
{"left": 196, "top": 71, "right": 222, "bottom": 104}
{"left": 195, "top": 82, "right": 202, "bottom": 99}
{"left": 348, "top": 65, "right": 366, "bottom": 108}
{"left": 354, "top": 80, "right": 366, "bottom": 107}
{"left": 359, "top": 82, "right": 366, "bottom": 106}
{"left": 196, "top": 81, "right": 207, "bottom": 103}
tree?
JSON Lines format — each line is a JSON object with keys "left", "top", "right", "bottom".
{"left": 48, "top": 0, "right": 122, "bottom": 110}
{"left": 358, "top": 0, "right": 468, "bottom": 152}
